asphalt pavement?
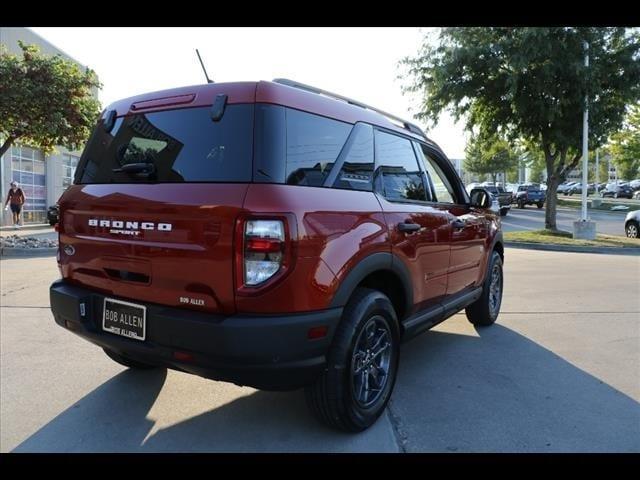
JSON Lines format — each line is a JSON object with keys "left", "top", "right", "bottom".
{"left": 1, "top": 250, "right": 638, "bottom": 452}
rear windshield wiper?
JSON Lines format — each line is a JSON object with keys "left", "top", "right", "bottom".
{"left": 112, "top": 163, "right": 156, "bottom": 177}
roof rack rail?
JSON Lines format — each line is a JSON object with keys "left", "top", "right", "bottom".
{"left": 272, "top": 78, "right": 426, "bottom": 139}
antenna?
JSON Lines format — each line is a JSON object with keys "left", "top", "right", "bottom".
{"left": 195, "top": 49, "right": 214, "bottom": 84}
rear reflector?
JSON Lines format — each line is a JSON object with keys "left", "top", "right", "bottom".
{"left": 173, "top": 351, "right": 194, "bottom": 362}
{"left": 307, "top": 326, "right": 328, "bottom": 340}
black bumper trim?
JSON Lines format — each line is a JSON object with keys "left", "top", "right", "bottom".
{"left": 50, "top": 280, "right": 342, "bottom": 390}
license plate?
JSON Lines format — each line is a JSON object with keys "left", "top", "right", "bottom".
{"left": 102, "top": 298, "right": 146, "bottom": 341}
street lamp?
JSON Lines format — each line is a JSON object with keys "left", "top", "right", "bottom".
{"left": 573, "top": 40, "right": 597, "bottom": 240}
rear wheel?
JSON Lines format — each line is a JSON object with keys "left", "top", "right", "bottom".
{"left": 537, "top": 202, "right": 544, "bottom": 209}
{"left": 466, "top": 251, "right": 503, "bottom": 327}
{"left": 305, "top": 288, "right": 400, "bottom": 432}
{"left": 626, "top": 221, "right": 639, "bottom": 239}
{"left": 499, "top": 208, "right": 509, "bottom": 217}
{"left": 103, "top": 348, "right": 162, "bottom": 370}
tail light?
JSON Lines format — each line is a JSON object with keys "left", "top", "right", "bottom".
{"left": 235, "top": 216, "right": 295, "bottom": 292}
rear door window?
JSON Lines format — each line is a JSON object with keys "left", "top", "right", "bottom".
{"left": 77, "top": 105, "right": 254, "bottom": 184}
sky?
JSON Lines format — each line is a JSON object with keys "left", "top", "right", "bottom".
{"left": 30, "top": 27, "right": 468, "bottom": 158}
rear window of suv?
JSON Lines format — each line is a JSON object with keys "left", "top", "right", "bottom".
{"left": 77, "top": 105, "right": 254, "bottom": 184}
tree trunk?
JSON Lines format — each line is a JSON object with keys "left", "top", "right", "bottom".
{"left": 545, "top": 175, "right": 560, "bottom": 231}
{"left": 0, "top": 136, "right": 16, "bottom": 159}
{"left": 542, "top": 141, "right": 560, "bottom": 231}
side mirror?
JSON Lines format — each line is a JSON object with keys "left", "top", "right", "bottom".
{"left": 470, "top": 188, "right": 492, "bottom": 209}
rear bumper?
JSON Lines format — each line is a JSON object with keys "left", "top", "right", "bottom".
{"left": 50, "top": 280, "right": 342, "bottom": 390}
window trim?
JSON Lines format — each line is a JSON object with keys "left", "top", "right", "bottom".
{"left": 413, "top": 141, "right": 470, "bottom": 207}
{"left": 372, "top": 127, "right": 431, "bottom": 205}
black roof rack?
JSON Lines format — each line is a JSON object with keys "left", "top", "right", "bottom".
{"left": 272, "top": 78, "right": 427, "bottom": 140}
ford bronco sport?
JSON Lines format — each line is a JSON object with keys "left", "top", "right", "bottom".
{"left": 50, "top": 79, "right": 504, "bottom": 432}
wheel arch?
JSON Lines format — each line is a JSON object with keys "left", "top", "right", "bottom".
{"left": 329, "top": 252, "right": 413, "bottom": 322}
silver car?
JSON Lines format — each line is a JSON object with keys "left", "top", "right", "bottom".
{"left": 625, "top": 210, "right": 639, "bottom": 238}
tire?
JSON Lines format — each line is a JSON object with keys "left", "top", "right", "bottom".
{"left": 466, "top": 251, "right": 503, "bottom": 327}
{"left": 518, "top": 200, "right": 525, "bottom": 209}
{"left": 103, "top": 348, "right": 162, "bottom": 370}
{"left": 536, "top": 202, "right": 544, "bottom": 209}
{"left": 626, "top": 221, "right": 639, "bottom": 239}
{"left": 305, "top": 288, "right": 400, "bottom": 432}
{"left": 614, "top": 193, "right": 619, "bottom": 199}
{"left": 499, "top": 208, "right": 508, "bottom": 217}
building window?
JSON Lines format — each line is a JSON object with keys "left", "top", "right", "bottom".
{"left": 62, "top": 154, "right": 79, "bottom": 189}
{"left": 10, "top": 145, "right": 47, "bottom": 224}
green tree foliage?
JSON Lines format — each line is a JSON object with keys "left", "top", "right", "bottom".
{"left": 607, "top": 103, "right": 640, "bottom": 180}
{"left": 464, "top": 134, "right": 519, "bottom": 184}
{"left": 0, "top": 41, "right": 102, "bottom": 158}
{"left": 402, "top": 27, "right": 640, "bottom": 230}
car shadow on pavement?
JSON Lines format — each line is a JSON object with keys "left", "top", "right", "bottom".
{"left": 13, "top": 322, "right": 640, "bottom": 452}
{"left": 13, "top": 368, "right": 168, "bottom": 453}
{"left": 391, "top": 323, "right": 640, "bottom": 452}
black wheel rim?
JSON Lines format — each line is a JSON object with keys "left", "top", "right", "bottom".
{"left": 350, "top": 316, "right": 393, "bottom": 409}
{"left": 488, "top": 263, "right": 503, "bottom": 317}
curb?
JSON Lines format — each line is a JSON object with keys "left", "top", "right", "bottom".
{"left": 505, "top": 241, "right": 640, "bottom": 256}
{"left": 1, "top": 247, "right": 58, "bottom": 258}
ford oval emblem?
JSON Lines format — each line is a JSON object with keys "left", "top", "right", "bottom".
{"left": 63, "top": 245, "right": 76, "bottom": 256}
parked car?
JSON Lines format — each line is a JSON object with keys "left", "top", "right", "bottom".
{"left": 633, "top": 190, "right": 640, "bottom": 200}
{"left": 567, "top": 182, "right": 595, "bottom": 196}
{"left": 477, "top": 183, "right": 512, "bottom": 216}
{"left": 49, "top": 79, "right": 505, "bottom": 432}
{"left": 624, "top": 210, "right": 639, "bottom": 238}
{"left": 601, "top": 182, "right": 634, "bottom": 199}
{"left": 47, "top": 204, "right": 59, "bottom": 226}
{"left": 514, "top": 184, "right": 546, "bottom": 208}
{"left": 557, "top": 181, "right": 578, "bottom": 195}
{"left": 629, "top": 179, "right": 640, "bottom": 191}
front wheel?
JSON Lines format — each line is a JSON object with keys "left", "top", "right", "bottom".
{"left": 537, "top": 202, "right": 544, "bottom": 209}
{"left": 466, "top": 251, "right": 503, "bottom": 327}
{"left": 499, "top": 208, "right": 509, "bottom": 217}
{"left": 305, "top": 288, "right": 400, "bottom": 432}
{"left": 626, "top": 221, "right": 639, "bottom": 239}
{"left": 518, "top": 200, "right": 525, "bottom": 209}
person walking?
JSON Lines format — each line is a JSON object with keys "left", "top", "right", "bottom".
{"left": 4, "top": 181, "right": 26, "bottom": 229}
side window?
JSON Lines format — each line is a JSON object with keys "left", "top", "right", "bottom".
{"left": 285, "top": 109, "right": 351, "bottom": 186}
{"left": 332, "top": 124, "right": 374, "bottom": 191}
{"left": 415, "top": 143, "right": 457, "bottom": 204}
{"left": 375, "top": 130, "right": 427, "bottom": 202}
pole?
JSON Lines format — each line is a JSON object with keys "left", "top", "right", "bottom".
{"left": 595, "top": 149, "right": 599, "bottom": 196}
{"left": 581, "top": 41, "right": 589, "bottom": 222}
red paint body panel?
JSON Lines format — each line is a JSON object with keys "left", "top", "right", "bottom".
{"left": 238, "top": 184, "right": 389, "bottom": 313}
{"left": 58, "top": 183, "right": 249, "bottom": 315}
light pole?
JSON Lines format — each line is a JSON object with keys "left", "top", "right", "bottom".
{"left": 573, "top": 40, "right": 596, "bottom": 239}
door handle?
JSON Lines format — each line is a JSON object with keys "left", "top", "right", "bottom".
{"left": 451, "top": 219, "right": 465, "bottom": 230}
{"left": 398, "top": 222, "right": 421, "bottom": 233}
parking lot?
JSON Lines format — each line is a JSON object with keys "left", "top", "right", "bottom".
{"left": 1, "top": 249, "right": 639, "bottom": 452}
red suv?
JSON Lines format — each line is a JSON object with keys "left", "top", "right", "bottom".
{"left": 50, "top": 79, "right": 504, "bottom": 432}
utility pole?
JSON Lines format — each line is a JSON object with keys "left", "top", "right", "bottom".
{"left": 595, "top": 149, "right": 599, "bottom": 196}
{"left": 574, "top": 40, "right": 596, "bottom": 239}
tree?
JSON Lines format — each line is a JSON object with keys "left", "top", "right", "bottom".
{"left": 0, "top": 41, "right": 101, "bottom": 158}
{"left": 402, "top": 27, "right": 640, "bottom": 230}
{"left": 464, "top": 133, "right": 519, "bottom": 184}
{"left": 607, "top": 103, "right": 640, "bottom": 180}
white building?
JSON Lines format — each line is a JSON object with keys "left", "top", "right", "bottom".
{"left": 0, "top": 27, "right": 98, "bottom": 224}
